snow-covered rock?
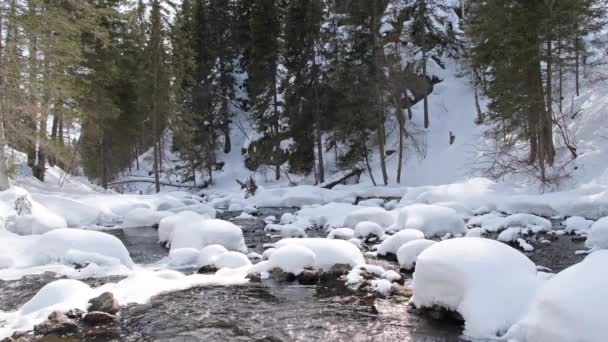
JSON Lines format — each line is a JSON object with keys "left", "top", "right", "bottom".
{"left": 122, "top": 207, "right": 172, "bottom": 228}
{"left": 353, "top": 221, "right": 385, "bottom": 240}
{"left": 168, "top": 248, "right": 201, "bottom": 267}
{"left": 2, "top": 188, "right": 68, "bottom": 235}
{"left": 377, "top": 229, "right": 425, "bottom": 256}
{"left": 412, "top": 237, "right": 540, "bottom": 339}
{"left": 197, "top": 245, "right": 229, "bottom": 267}
{"left": 563, "top": 216, "right": 594, "bottom": 234}
{"left": 19, "top": 279, "right": 93, "bottom": 316}
{"left": 280, "top": 213, "right": 297, "bottom": 225}
{"left": 586, "top": 217, "right": 608, "bottom": 250}
{"left": 497, "top": 227, "right": 524, "bottom": 242}
{"left": 274, "top": 238, "right": 365, "bottom": 270}
{"left": 358, "top": 198, "right": 385, "bottom": 207}
{"left": 327, "top": 228, "right": 355, "bottom": 240}
{"left": 279, "top": 224, "right": 307, "bottom": 238}
{"left": 396, "top": 239, "right": 437, "bottom": 270}
{"left": 484, "top": 213, "right": 552, "bottom": 233}
{"left": 343, "top": 207, "right": 395, "bottom": 228}
{"left": 33, "top": 228, "right": 134, "bottom": 268}
{"left": 465, "top": 227, "right": 484, "bottom": 237}
{"left": 371, "top": 279, "right": 393, "bottom": 296}
{"left": 266, "top": 245, "right": 317, "bottom": 275}
{"left": 31, "top": 194, "right": 101, "bottom": 227}
{"left": 396, "top": 204, "right": 466, "bottom": 237}
{"left": 213, "top": 251, "right": 251, "bottom": 269}
{"left": 169, "top": 219, "right": 247, "bottom": 253}
{"left": 158, "top": 211, "right": 204, "bottom": 245}
{"left": 506, "top": 250, "right": 608, "bottom": 342}
{"left": 168, "top": 203, "right": 216, "bottom": 218}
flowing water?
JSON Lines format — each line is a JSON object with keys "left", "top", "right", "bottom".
{"left": 0, "top": 209, "right": 587, "bottom": 342}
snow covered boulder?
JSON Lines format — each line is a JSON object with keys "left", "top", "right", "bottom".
{"left": 197, "top": 245, "right": 229, "bottom": 267}
{"left": 354, "top": 221, "right": 385, "bottom": 241}
{"left": 169, "top": 219, "right": 247, "bottom": 253}
{"left": 327, "top": 228, "right": 355, "bottom": 240}
{"left": 31, "top": 194, "right": 101, "bottom": 227}
{"left": 484, "top": 213, "right": 552, "bottom": 233}
{"left": 376, "top": 229, "right": 425, "bottom": 257}
{"left": 266, "top": 245, "right": 317, "bottom": 275}
{"left": 275, "top": 238, "right": 365, "bottom": 270}
{"left": 213, "top": 251, "right": 252, "bottom": 269}
{"left": 396, "top": 204, "right": 466, "bottom": 237}
{"left": 586, "top": 217, "right": 608, "bottom": 250}
{"left": 412, "top": 238, "right": 540, "bottom": 339}
{"left": 169, "top": 204, "right": 216, "bottom": 218}
{"left": 280, "top": 213, "right": 297, "bottom": 225}
{"left": 20, "top": 279, "right": 93, "bottom": 316}
{"left": 33, "top": 229, "right": 134, "bottom": 268}
{"left": 505, "top": 250, "right": 608, "bottom": 342}
{"left": 2, "top": 188, "right": 68, "bottom": 235}
{"left": 396, "top": 239, "right": 436, "bottom": 270}
{"left": 122, "top": 207, "right": 172, "bottom": 228}
{"left": 563, "top": 216, "right": 594, "bottom": 234}
{"left": 343, "top": 207, "right": 394, "bottom": 228}
{"left": 168, "top": 248, "right": 201, "bottom": 268}
{"left": 158, "top": 211, "right": 204, "bottom": 245}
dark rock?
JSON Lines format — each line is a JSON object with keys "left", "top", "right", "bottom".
{"left": 197, "top": 265, "right": 219, "bottom": 274}
{"left": 297, "top": 268, "right": 320, "bottom": 285}
{"left": 319, "top": 264, "right": 350, "bottom": 285}
{"left": 82, "top": 311, "right": 117, "bottom": 326}
{"left": 88, "top": 292, "right": 119, "bottom": 315}
{"left": 33, "top": 311, "right": 78, "bottom": 336}
{"left": 391, "top": 284, "right": 413, "bottom": 298}
{"left": 269, "top": 268, "right": 297, "bottom": 282}
{"left": 65, "top": 308, "right": 85, "bottom": 320}
{"left": 246, "top": 272, "right": 262, "bottom": 283}
{"left": 571, "top": 235, "right": 587, "bottom": 242}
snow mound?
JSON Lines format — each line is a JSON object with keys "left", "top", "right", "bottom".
{"left": 251, "top": 186, "right": 354, "bottom": 207}
{"left": 377, "top": 229, "right": 425, "bottom": 256}
{"left": 498, "top": 227, "right": 524, "bottom": 242}
{"left": 354, "top": 221, "right": 385, "bottom": 239}
{"left": 2, "top": 188, "right": 67, "bottom": 235}
{"left": 563, "top": 216, "right": 594, "bottom": 234}
{"left": 274, "top": 238, "right": 364, "bottom": 270}
{"left": 266, "top": 245, "right": 317, "bottom": 275}
{"left": 168, "top": 203, "right": 216, "bottom": 218}
{"left": 158, "top": 211, "right": 205, "bottom": 245}
{"left": 169, "top": 248, "right": 201, "bottom": 268}
{"left": 412, "top": 237, "right": 540, "bottom": 339}
{"left": 586, "top": 217, "right": 608, "bottom": 250}
{"left": 197, "top": 245, "right": 229, "bottom": 267}
{"left": 20, "top": 279, "right": 93, "bottom": 315}
{"left": 280, "top": 213, "right": 297, "bottom": 224}
{"left": 122, "top": 207, "right": 172, "bottom": 228}
{"left": 343, "top": 207, "right": 395, "bottom": 228}
{"left": 31, "top": 194, "right": 101, "bottom": 227}
{"left": 327, "top": 228, "right": 355, "bottom": 240}
{"left": 484, "top": 213, "right": 552, "bottom": 233}
{"left": 33, "top": 228, "right": 134, "bottom": 268}
{"left": 213, "top": 251, "right": 251, "bottom": 269}
{"left": 396, "top": 204, "right": 466, "bottom": 237}
{"left": 506, "top": 250, "right": 608, "bottom": 342}
{"left": 169, "top": 219, "right": 247, "bottom": 253}
{"left": 396, "top": 239, "right": 437, "bottom": 270}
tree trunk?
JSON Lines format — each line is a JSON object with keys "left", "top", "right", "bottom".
{"left": 34, "top": 59, "right": 51, "bottom": 182}
{"left": 558, "top": 38, "right": 563, "bottom": 114}
{"left": 0, "top": 10, "right": 10, "bottom": 191}
{"left": 272, "top": 63, "right": 281, "bottom": 181}
{"left": 363, "top": 143, "right": 377, "bottom": 186}
{"left": 313, "top": 66, "right": 324, "bottom": 183}
{"left": 151, "top": 0, "right": 162, "bottom": 193}
{"left": 371, "top": 0, "right": 388, "bottom": 185}
{"left": 397, "top": 110, "right": 405, "bottom": 184}
{"left": 575, "top": 36, "right": 580, "bottom": 97}
{"left": 546, "top": 38, "right": 553, "bottom": 119}
{"left": 220, "top": 56, "right": 231, "bottom": 154}
{"left": 422, "top": 52, "right": 429, "bottom": 129}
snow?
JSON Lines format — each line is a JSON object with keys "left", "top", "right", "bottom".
{"left": 2, "top": 187, "right": 68, "bottom": 235}
{"left": 412, "top": 238, "right": 540, "bottom": 339}
{"left": 327, "top": 228, "right": 355, "bottom": 240}
{"left": 158, "top": 211, "right": 204, "bottom": 245}
{"left": 497, "top": 227, "right": 524, "bottom": 243}
{"left": 483, "top": 214, "right": 552, "bottom": 233}
{"left": 465, "top": 227, "right": 484, "bottom": 237}
{"left": 265, "top": 245, "right": 317, "bottom": 275}
{"left": 396, "top": 204, "right": 466, "bottom": 237}
{"left": 30, "top": 194, "right": 101, "bottom": 227}
{"left": 353, "top": 221, "right": 385, "bottom": 239}
{"left": 563, "top": 216, "right": 594, "bottom": 234}
{"left": 280, "top": 213, "right": 297, "bottom": 224}
{"left": 33, "top": 228, "right": 134, "bottom": 268}
{"left": 213, "top": 251, "right": 252, "bottom": 269}
{"left": 506, "top": 250, "right": 608, "bottom": 342}
{"left": 377, "top": 229, "right": 425, "bottom": 256}
{"left": 169, "top": 219, "right": 247, "bottom": 253}
{"left": 396, "top": 239, "right": 437, "bottom": 270}
{"left": 274, "top": 238, "right": 365, "bottom": 270}
{"left": 343, "top": 207, "right": 395, "bottom": 228}
{"left": 122, "top": 207, "right": 172, "bottom": 228}
{"left": 197, "top": 245, "right": 229, "bottom": 267}
{"left": 382, "top": 270, "right": 402, "bottom": 282}
{"left": 586, "top": 217, "right": 608, "bottom": 250}
{"left": 168, "top": 248, "right": 201, "bottom": 268}
{"left": 251, "top": 186, "right": 354, "bottom": 208}
{"left": 168, "top": 203, "right": 216, "bottom": 218}
{"left": 371, "top": 279, "right": 393, "bottom": 296}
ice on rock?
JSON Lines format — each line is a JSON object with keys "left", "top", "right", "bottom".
{"left": 343, "top": 207, "right": 395, "bottom": 228}
{"left": 506, "top": 250, "right": 608, "bottom": 342}
{"left": 396, "top": 204, "right": 466, "bottom": 237}
{"left": 122, "top": 207, "right": 172, "bottom": 228}
{"left": 158, "top": 211, "right": 204, "bottom": 245}
{"left": 33, "top": 228, "right": 134, "bottom": 268}
{"left": 377, "top": 229, "right": 425, "bottom": 256}
{"left": 266, "top": 245, "right": 317, "bottom": 275}
{"left": 563, "top": 216, "right": 594, "bottom": 234}
{"left": 354, "top": 221, "right": 385, "bottom": 240}
{"left": 517, "top": 238, "right": 534, "bottom": 252}
{"left": 327, "top": 228, "right": 355, "bottom": 240}
{"left": 169, "top": 248, "right": 201, "bottom": 267}
{"left": 213, "top": 251, "right": 252, "bottom": 269}
{"left": 197, "top": 245, "right": 229, "bottom": 266}
{"left": 169, "top": 219, "right": 247, "bottom": 253}
{"left": 412, "top": 237, "right": 540, "bottom": 339}
{"left": 586, "top": 217, "right": 608, "bottom": 250}
{"left": 497, "top": 227, "right": 523, "bottom": 242}
{"left": 396, "top": 239, "right": 437, "bottom": 270}
{"left": 275, "top": 238, "right": 365, "bottom": 270}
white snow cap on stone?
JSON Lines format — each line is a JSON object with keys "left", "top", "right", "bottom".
{"left": 506, "top": 250, "right": 608, "bottom": 342}
{"left": 169, "top": 219, "right": 247, "bottom": 253}
{"left": 197, "top": 244, "right": 229, "bottom": 267}
{"left": 327, "top": 228, "right": 355, "bottom": 240}
{"left": 396, "top": 239, "right": 437, "bottom": 270}
{"left": 213, "top": 251, "right": 252, "bottom": 269}
{"left": 122, "top": 207, "right": 172, "bottom": 228}
{"left": 412, "top": 237, "right": 540, "bottom": 339}
{"left": 266, "top": 245, "right": 317, "bottom": 275}
{"left": 158, "top": 211, "right": 204, "bottom": 245}
{"left": 168, "top": 248, "right": 201, "bottom": 268}
{"left": 274, "top": 238, "right": 364, "bottom": 270}
{"left": 377, "top": 229, "right": 425, "bottom": 256}
{"left": 343, "top": 207, "right": 395, "bottom": 228}
{"left": 563, "top": 216, "right": 594, "bottom": 234}
{"left": 396, "top": 204, "right": 466, "bottom": 237}
{"left": 586, "top": 217, "right": 608, "bottom": 250}
{"left": 354, "top": 221, "right": 385, "bottom": 239}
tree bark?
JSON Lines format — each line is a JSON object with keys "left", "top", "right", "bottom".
{"left": 371, "top": 0, "right": 388, "bottom": 185}
{"left": 272, "top": 61, "right": 281, "bottom": 181}
{"left": 313, "top": 64, "right": 324, "bottom": 183}
{"left": 575, "top": 36, "right": 580, "bottom": 97}
{"left": 0, "top": 9, "right": 10, "bottom": 190}
{"left": 363, "top": 143, "right": 376, "bottom": 186}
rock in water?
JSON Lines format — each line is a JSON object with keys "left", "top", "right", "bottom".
{"left": 82, "top": 311, "right": 117, "bottom": 326}
{"left": 298, "top": 268, "right": 320, "bottom": 285}
{"left": 88, "top": 292, "right": 119, "bottom": 315}
{"left": 33, "top": 311, "right": 78, "bottom": 336}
